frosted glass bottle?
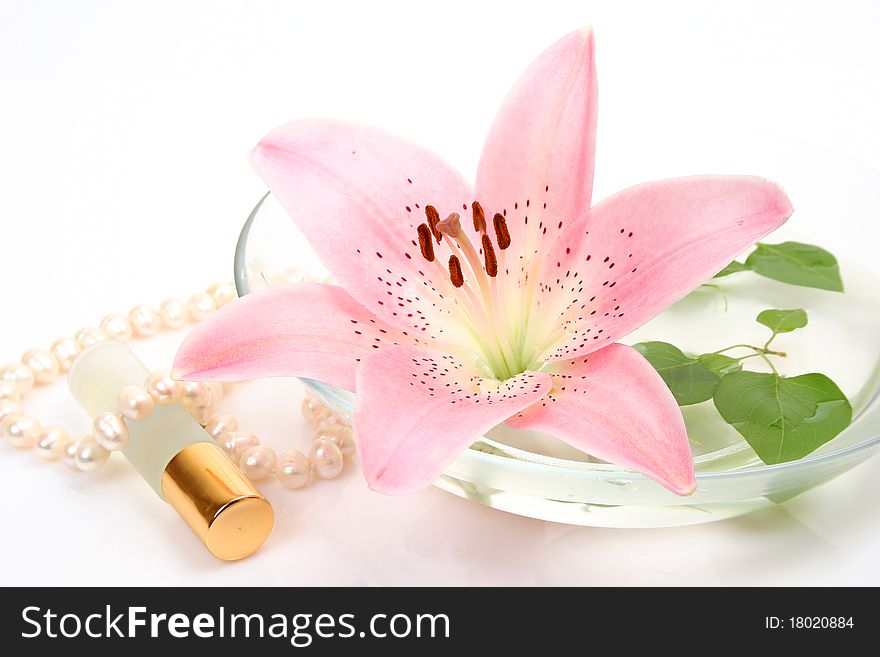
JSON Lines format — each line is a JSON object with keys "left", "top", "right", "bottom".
{"left": 68, "top": 341, "right": 273, "bottom": 560}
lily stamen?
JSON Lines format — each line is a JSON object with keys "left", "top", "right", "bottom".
{"left": 492, "top": 212, "right": 511, "bottom": 250}
{"left": 416, "top": 223, "right": 435, "bottom": 262}
{"left": 425, "top": 205, "right": 443, "bottom": 243}
{"left": 482, "top": 234, "right": 498, "bottom": 277}
{"left": 414, "top": 213, "right": 505, "bottom": 371}
{"left": 448, "top": 255, "right": 464, "bottom": 288}
{"left": 446, "top": 211, "right": 525, "bottom": 376}
{"left": 472, "top": 201, "right": 487, "bottom": 233}
{"left": 437, "top": 212, "right": 492, "bottom": 294}
{"left": 416, "top": 208, "right": 521, "bottom": 377}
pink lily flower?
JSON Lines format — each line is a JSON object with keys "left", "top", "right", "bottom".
{"left": 174, "top": 28, "right": 792, "bottom": 496}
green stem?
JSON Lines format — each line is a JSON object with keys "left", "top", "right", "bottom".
{"left": 757, "top": 351, "right": 779, "bottom": 375}
{"left": 711, "top": 344, "right": 787, "bottom": 358}
{"left": 733, "top": 352, "right": 774, "bottom": 365}
{"left": 704, "top": 342, "right": 785, "bottom": 375}
{"left": 698, "top": 283, "right": 729, "bottom": 311}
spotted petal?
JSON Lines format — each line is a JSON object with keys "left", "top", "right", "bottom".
{"left": 508, "top": 343, "right": 695, "bottom": 495}
{"left": 475, "top": 28, "right": 597, "bottom": 263}
{"left": 532, "top": 176, "right": 793, "bottom": 360}
{"left": 173, "top": 283, "right": 419, "bottom": 391}
{"left": 250, "top": 119, "right": 475, "bottom": 346}
{"left": 354, "top": 345, "right": 552, "bottom": 494}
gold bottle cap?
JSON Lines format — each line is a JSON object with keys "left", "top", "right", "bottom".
{"left": 161, "top": 442, "right": 274, "bottom": 561}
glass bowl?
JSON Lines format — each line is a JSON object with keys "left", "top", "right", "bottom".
{"left": 234, "top": 192, "right": 880, "bottom": 528}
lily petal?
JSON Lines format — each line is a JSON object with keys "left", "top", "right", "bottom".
{"left": 173, "top": 283, "right": 418, "bottom": 391}
{"left": 535, "top": 175, "right": 793, "bottom": 361}
{"left": 354, "top": 345, "right": 552, "bottom": 495}
{"left": 250, "top": 119, "right": 475, "bottom": 345}
{"left": 475, "top": 28, "right": 597, "bottom": 259}
{"left": 508, "top": 343, "right": 695, "bottom": 495}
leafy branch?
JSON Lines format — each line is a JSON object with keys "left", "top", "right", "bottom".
{"left": 635, "top": 303, "right": 851, "bottom": 465}
{"left": 714, "top": 241, "right": 844, "bottom": 292}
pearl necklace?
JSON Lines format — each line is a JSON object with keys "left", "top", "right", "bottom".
{"left": 0, "top": 281, "right": 351, "bottom": 490}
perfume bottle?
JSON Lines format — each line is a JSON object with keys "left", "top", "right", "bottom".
{"left": 68, "top": 341, "right": 273, "bottom": 560}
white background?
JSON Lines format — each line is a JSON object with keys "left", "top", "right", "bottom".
{"left": 1, "top": 0, "right": 880, "bottom": 585}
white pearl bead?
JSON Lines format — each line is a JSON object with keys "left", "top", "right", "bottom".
{"left": 248, "top": 260, "right": 290, "bottom": 287}
{"left": 239, "top": 445, "right": 277, "bottom": 480}
{"left": 316, "top": 423, "right": 351, "bottom": 450}
{"left": 310, "top": 437, "right": 344, "bottom": 479}
{"left": 222, "top": 432, "right": 260, "bottom": 460}
{"left": 189, "top": 397, "right": 217, "bottom": 425}
{"left": 75, "top": 326, "right": 108, "bottom": 348}
{"left": 301, "top": 396, "right": 332, "bottom": 427}
{"left": 62, "top": 438, "right": 80, "bottom": 469}
{"left": 35, "top": 425, "right": 69, "bottom": 459}
{"left": 128, "top": 305, "right": 161, "bottom": 337}
{"left": 181, "top": 381, "right": 218, "bottom": 424}
{"left": 2, "top": 414, "right": 41, "bottom": 448}
{"left": 186, "top": 293, "right": 216, "bottom": 321}
{"left": 0, "top": 381, "right": 19, "bottom": 403}
{"left": 316, "top": 414, "right": 345, "bottom": 431}
{"left": 158, "top": 298, "right": 188, "bottom": 329}
{"left": 116, "top": 385, "right": 154, "bottom": 420}
{"left": 0, "top": 363, "right": 35, "bottom": 395}
{"left": 276, "top": 450, "right": 311, "bottom": 489}
{"left": 0, "top": 399, "right": 21, "bottom": 425}
{"left": 284, "top": 267, "right": 307, "bottom": 283}
{"left": 144, "top": 371, "right": 180, "bottom": 404}
{"left": 93, "top": 412, "right": 129, "bottom": 451}
{"left": 21, "top": 349, "right": 60, "bottom": 385}
{"left": 100, "top": 313, "right": 133, "bottom": 341}
{"left": 208, "top": 381, "right": 223, "bottom": 403}
{"left": 207, "top": 282, "right": 236, "bottom": 308}
{"left": 204, "top": 413, "right": 238, "bottom": 442}
{"left": 50, "top": 337, "right": 82, "bottom": 371}
{"left": 179, "top": 381, "right": 210, "bottom": 408}
{"left": 75, "top": 437, "right": 110, "bottom": 472}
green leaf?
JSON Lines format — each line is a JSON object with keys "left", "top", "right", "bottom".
{"left": 699, "top": 353, "right": 743, "bottom": 376}
{"left": 713, "top": 260, "right": 750, "bottom": 278}
{"left": 745, "top": 241, "right": 844, "bottom": 292}
{"left": 713, "top": 371, "right": 852, "bottom": 464}
{"left": 633, "top": 341, "right": 721, "bottom": 406}
{"left": 756, "top": 308, "right": 808, "bottom": 334}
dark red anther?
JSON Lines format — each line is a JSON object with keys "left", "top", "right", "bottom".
{"left": 417, "top": 223, "right": 435, "bottom": 262}
{"left": 482, "top": 234, "right": 498, "bottom": 277}
{"left": 493, "top": 212, "right": 511, "bottom": 250}
{"left": 425, "top": 205, "right": 442, "bottom": 243}
{"left": 471, "top": 201, "right": 487, "bottom": 233}
{"left": 448, "top": 255, "right": 464, "bottom": 288}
